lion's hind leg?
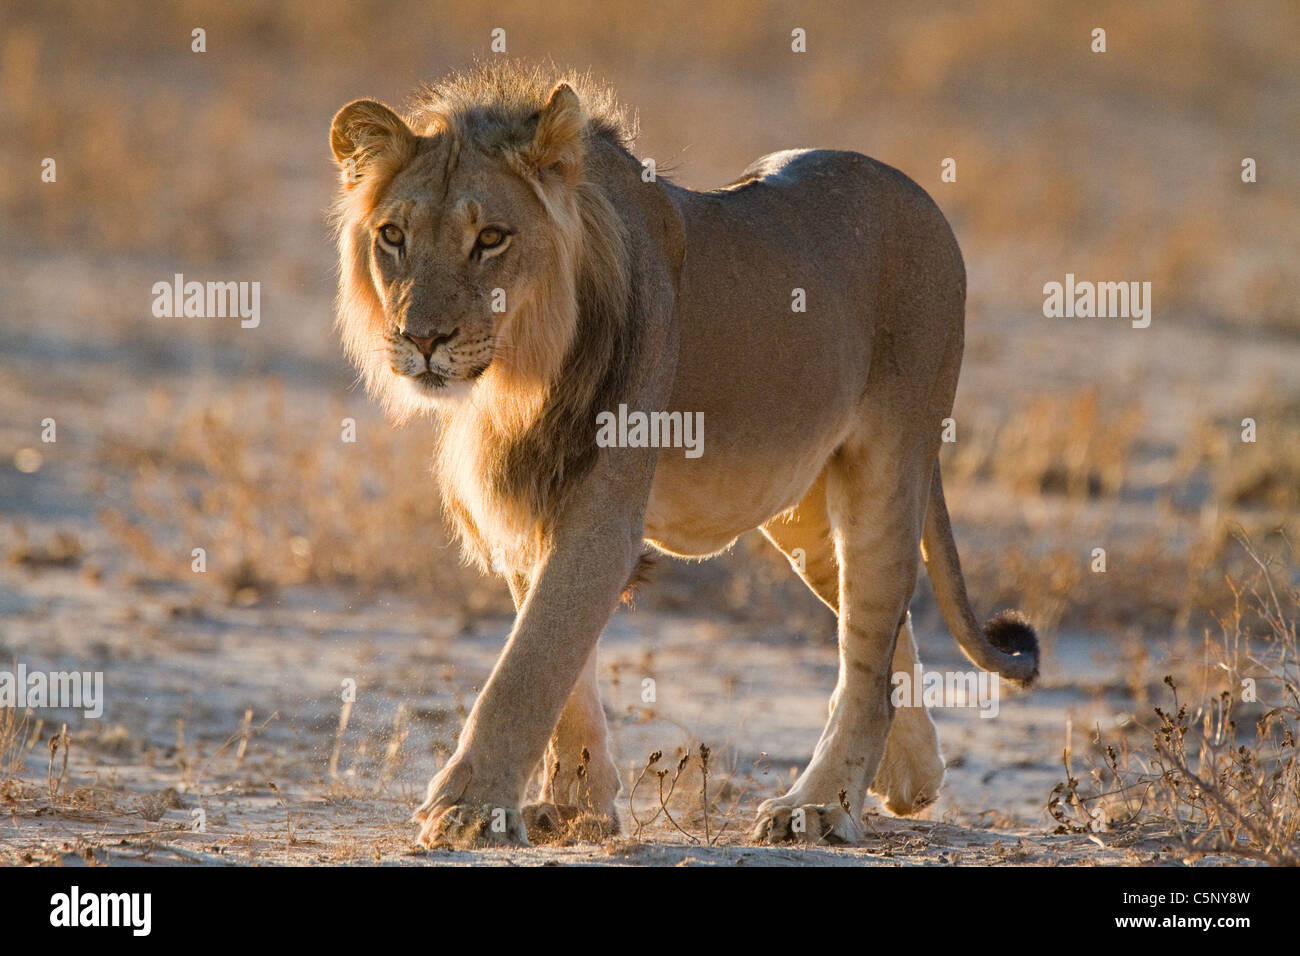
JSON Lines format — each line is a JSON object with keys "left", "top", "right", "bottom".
{"left": 869, "top": 611, "right": 945, "bottom": 815}
{"left": 522, "top": 644, "right": 622, "bottom": 843}
{"left": 754, "top": 442, "right": 939, "bottom": 843}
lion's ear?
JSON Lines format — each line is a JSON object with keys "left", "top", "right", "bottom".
{"left": 330, "top": 99, "right": 416, "bottom": 189}
{"left": 524, "top": 83, "right": 586, "bottom": 185}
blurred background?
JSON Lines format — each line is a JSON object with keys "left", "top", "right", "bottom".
{"left": 0, "top": 0, "right": 1297, "bottom": 859}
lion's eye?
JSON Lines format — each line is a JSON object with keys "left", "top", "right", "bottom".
{"left": 476, "top": 227, "right": 505, "bottom": 249}
{"left": 379, "top": 224, "right": 404, "bottom": 246}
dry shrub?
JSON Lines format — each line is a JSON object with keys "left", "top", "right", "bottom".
{"left": 1050, "top": 536, "right": 1300, "bottom": 864}
{"left": 624, "top": 744, "right": 743, "bottom": 846}
{"left": 0, "top": 706, "right": 38, "bottom": 783}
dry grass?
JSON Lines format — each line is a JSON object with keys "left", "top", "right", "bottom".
{"left": 0, "top": 706, "right": 38, "bottom": 784}
{"left": 71, "top": 379, "right": 827, "bottom": 625}
{"left": 1049, "top": 537, "right": 1300, "bottom": 864}
{"left": 938, "top": 380, "right": 1299, "bottom": 639}
{"left": 91, "top": 383, "right": 504, "bottom": 613}
{"left": 1188, "top": 398, "right": 1300, "bottom": 516}
{"left": 947, "top": 387, "right": 1145, "bottom": 499}
{"left": 62, "top": 373, "right": 1297, "bottom": 651}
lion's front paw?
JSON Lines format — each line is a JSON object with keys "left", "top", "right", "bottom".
{"left": 752, "top": 800, "right": 861, "bottom": 845}
{"left": 521, "top": 800, "right": 567, "bottom": 838}
{"left": 414, "top": 802, "right": 528, "bottom": 848}
{"left": 414, "top": 756, "right": 528, "bottom": 847}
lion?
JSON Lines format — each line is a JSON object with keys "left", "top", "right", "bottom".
{"left": 328, "top": 63, "right": 1038, "bottom": 847}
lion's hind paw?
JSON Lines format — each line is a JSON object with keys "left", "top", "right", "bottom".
{"left": 522, "top": 802, "right": 619, "bottom": 844}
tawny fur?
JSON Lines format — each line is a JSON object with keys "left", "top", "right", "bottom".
{"left": 329, "top": 62, "right": 1038, "bottom": 848}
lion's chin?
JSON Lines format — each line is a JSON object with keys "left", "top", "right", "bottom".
{"left": 399, "top": 371, "right": 477, "bottom": 409}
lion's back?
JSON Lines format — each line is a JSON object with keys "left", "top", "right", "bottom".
{"left": 716, "top": 148, "right": 961, "bottom": 274}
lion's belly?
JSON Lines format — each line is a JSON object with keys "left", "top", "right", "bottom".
{"left": 642, "top": 488, "right": 783, "bottom": 558}
{"left": 642, "top": 486, "right": 788, "bottom": 558}
{"left": 641, "top": 417, "right": 847, "bottom": 557}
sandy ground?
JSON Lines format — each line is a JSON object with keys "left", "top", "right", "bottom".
{"left": 0, "top": 512, "right": 1263, "bottom": 867}
{"left": 0, "top": 572, "right": 1205, "bottom": 866}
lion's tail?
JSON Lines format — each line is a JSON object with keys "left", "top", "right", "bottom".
{"left": 921, "top": 461, "right": 1039, "bottom": 686}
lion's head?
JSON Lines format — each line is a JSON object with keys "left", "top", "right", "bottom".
{"left": 330, "top": 64, "right": 647, "bottom": 567}
{"left": 329, "top": 64, "right": 634, "bottom": 428}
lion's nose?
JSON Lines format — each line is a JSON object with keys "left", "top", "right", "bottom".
{"left": 405, "top": 330, "right": 457, "bottom": 357}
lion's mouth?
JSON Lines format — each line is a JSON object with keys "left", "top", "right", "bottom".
{"left": 410, "top": 363, "right": 489, "bottom": 390}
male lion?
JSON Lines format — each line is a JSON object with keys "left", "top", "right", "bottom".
{"left": 329, "top": 64, "right": 1038, "bottom": 847}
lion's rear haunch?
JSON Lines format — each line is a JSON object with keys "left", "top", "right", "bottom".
{"left": 982, "top": 609, "right": 1040, "bottom": 685}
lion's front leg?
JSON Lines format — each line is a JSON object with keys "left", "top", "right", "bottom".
{"left": 520, "top": 643, "right": 622, "bottom": 842}
{"left": 414, "top": 517, "right": 642, "bottom": 849}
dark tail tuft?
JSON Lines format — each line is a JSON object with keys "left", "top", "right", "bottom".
{"left": 982, "top": 610, "right": 1040, "bottom": 686}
